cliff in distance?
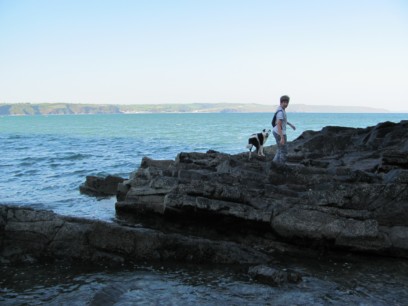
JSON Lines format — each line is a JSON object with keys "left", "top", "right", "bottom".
{"left": 0, "top": 102, "right": 388, "bottom": 115}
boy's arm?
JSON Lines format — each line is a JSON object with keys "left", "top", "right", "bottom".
{"left": 288, "top": 122, "right": 296, "bottom": 130}
{"left": 277, "top": 120, "right": 285, "bottom": 144}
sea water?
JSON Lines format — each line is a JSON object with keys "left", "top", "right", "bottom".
{"left": 1, "top": 112, "right": 408, "bottom": 305}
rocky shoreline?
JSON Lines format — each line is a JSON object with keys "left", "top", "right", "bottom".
{"left": 1, "top": 121, "right": 407, "bottom": 283}
{"left": 113, "top": 120, "right": 408, "bottom": 258}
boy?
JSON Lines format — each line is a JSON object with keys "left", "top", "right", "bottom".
{"left": 272, "top": 95, "right": 296, "bottom": 164}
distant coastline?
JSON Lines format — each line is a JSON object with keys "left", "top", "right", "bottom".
{"left": 0, "top": 102, "right": 389, "bottom": 116}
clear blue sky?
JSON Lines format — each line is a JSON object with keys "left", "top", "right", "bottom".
{"left": 1, "top": 0, "right": 407, "bottom": 111}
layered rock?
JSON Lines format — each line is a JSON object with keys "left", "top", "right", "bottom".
{"left": 116, "top": 120, "right": 408, "bottom": 257}
{"left": 0, "top": 205, "right": 269, "bottom": 265}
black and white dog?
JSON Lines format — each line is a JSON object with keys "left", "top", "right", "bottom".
{"left": 246, "top": 129, "right": 271, "bottom": 159}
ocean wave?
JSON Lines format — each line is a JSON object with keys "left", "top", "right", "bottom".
{"left": 61, "top": 152, "right": 92, "bottom": 161}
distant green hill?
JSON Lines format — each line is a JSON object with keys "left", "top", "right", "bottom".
{"left": 0, "top": 103, "right": 122, "bottom": 115}
{"left": 0, "top": 102, "right": 388, "bottom": 116}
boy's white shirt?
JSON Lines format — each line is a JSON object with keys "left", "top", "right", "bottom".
{"left": 273, "top": 106, "right": 287, "bottom": 135}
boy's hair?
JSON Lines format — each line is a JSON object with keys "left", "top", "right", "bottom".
{"left": 280, "top": 95, "right": 290, "bottom": 103}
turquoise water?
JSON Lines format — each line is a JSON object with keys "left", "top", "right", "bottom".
{"left": 0, "top": 112, "right": 406, "bottom": 220}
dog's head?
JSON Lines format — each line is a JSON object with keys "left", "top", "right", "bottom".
{"left": 262, "top": 129, "right": 271, "bottom": 138}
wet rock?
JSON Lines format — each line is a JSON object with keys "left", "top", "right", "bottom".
{"left": 0, "top": 205, "right": 269, "bottom": 265}
{"left": 80, "top": 175, "right": 125, "bottom": 196}
{"left": 248, "top": 265, "right": 302, "bottom": 286}
{"left": 89, "top": 283, "right": 131, "bottom": 306}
